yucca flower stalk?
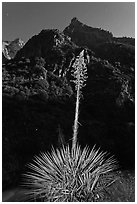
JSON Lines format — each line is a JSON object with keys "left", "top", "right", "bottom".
{"left": 71, "top": 50, "right": 88, "bottom": 151}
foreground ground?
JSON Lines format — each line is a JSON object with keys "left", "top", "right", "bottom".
{"left": 2, "top": 170, "right": 135, "bottom": 202}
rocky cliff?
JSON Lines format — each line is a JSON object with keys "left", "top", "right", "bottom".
{"left": 64, "top": 17, "right": 113, "bottom": 50}
{"left": 64, "top": 18, "right": 135, "bottom": 67}
{"left": 2, "top": 38, "right": 24, "bottom": 63}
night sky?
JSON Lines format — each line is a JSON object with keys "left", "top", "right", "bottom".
{"left": 2, "top": 2, "right": 135, "bottom": 42}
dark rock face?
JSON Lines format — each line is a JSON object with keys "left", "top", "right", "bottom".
{"left": 16, "top": 29, "right": 77, "bottom": 59}
{"left": 113, "top": 37, "right": 135, "bottom": 46}
{"left": 95, "top": 42, "right": 135, "bottom": 67}
{"left": 80, "top": 56, "right": 134, "bottom": 165}
{"left": 64, "top": 18, "right": 135, "bottom": 68}
{"left": 15, "top": 29, "right": 82, "bottom": 78}
{"left": 64, "top": 17, "right": 113, "bottom": 50}
{"left": 2, "top": 18, "right": 135, "bottom": 190}
{"left": 2, "top": 38, "right": 24, "bottom": 62}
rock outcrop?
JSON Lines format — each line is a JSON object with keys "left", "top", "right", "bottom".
{"left": 64, "top": 18, "right": 135, "bottom": 67}
{"left": 2, "top": 38, "right": 24, "bottom": 63}
{"left": 64, "top": 17, "right": 113, "bottom": 50}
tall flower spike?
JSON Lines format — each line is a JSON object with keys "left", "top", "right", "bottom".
{"left": 71, "top": 50, "right": 88, "bottom": 151}
{"left": 71, "top": 50, "right": 88, "bottom": 93}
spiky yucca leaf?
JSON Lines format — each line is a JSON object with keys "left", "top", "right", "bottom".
{"left": 23, "top": 144, "right": 118, "bottom": 202}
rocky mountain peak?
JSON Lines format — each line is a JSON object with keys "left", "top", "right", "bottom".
{"left": 12, "top": 38, "right": 24, "bottom": 47}
{"left": 71, "top": 17, "right": 78, "bottom": 22}
{"left": 2, "top": 38, "right": 25, "bottom": 62}
{"left": 15, "top": 28, "right": 78, "bottom": 61}
{"left": 38, "top": 29, "right": 72, "bottom": 47}
{"left": 65, "top": 17, "right": 84, "bottom": 32}
{"left": 70, "top": 17, "right": 82, "bottom": 25}
{"left": 64, "top": 18, "right": 113, "bottom": 50}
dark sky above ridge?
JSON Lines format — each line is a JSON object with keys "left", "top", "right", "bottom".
{"left": 2, "top": 2, "right": 135, "bottom": 42}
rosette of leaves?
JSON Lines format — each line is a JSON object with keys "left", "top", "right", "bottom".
{"left": 23, "top": 145, "right": 118, "bottom": 202}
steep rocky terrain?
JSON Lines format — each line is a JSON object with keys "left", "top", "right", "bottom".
{"left": 2, "top": 41, "right": 11, "bottom": 61}
{"left": 2, "top": 38, "right": 24, "bottom": 63}
{"left": 64, "top": 17, "right": 113, "bottom": 50}
{"left": 113, "top": 37, "right": 135, "bottom": 46}
{"left": 64, "top": 18, "right": 135, "bottom": 67}
{"left": 2, "top": 18, "right": 135, "bottom": 191}
{"left": 95, "top": 41, "right": 135, "bottom": 67}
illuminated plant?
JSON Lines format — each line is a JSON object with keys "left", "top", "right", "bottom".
{"left": 23, "top": 50, "right": 118, "bottom": 202}
{"left": 23, "top": 145, "right": 117, "bottom": 201}
{"left": 71, "top": 50, "right": 88, "bottom": 151}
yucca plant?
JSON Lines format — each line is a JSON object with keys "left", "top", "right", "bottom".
{"left": 23, "top": 145, "right": 118, "bottom": 201}
{"left": 23, "top": 50, "right": 118, "bottom": 202}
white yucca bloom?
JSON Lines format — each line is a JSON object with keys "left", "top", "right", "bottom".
{"left": 23, "top": 144, "right": 118, "bottom": 202}
{"left": 71, "top": 50, "right": 88, "bottom": 150}
{"left": 71, "top": 50, "right": 88, "bottom": 92}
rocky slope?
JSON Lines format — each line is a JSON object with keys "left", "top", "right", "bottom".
{"left": 2, "top": 38, "right": 24, "bottom": 63}
{"left": 64, "top": 17, "right": 113, "bottom": 50}
{"left": 15, "top": 29, "right": 81, "bottom": 78}
{"left": 113, "top": 37, "right": 135, "bottom": 46}
{"left": 64, "top": 18, "right": 135, "bottom": 67}
{"left": 3, "top": 18, "right": 135, "bottom": 190}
